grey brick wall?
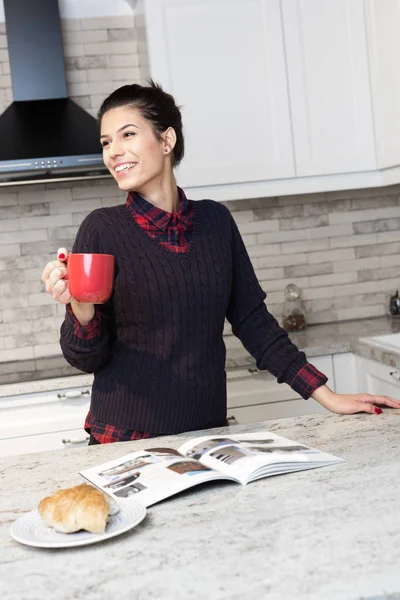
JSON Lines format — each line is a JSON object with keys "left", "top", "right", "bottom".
{"left": 223, "top": 187, "right": 400, "bottom": 324}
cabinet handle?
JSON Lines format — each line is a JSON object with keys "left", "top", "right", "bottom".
{"left": 227, "top": 415, "right": 239, "bottom": 425}
{"left": 62, "top": 436, "right": 90, "bottom": 445}
{"left": 248, "top": 367, "right": 259, "bottom": 374}
{"left": 57, "top": 390, "right": 90, "bottom": 400}
{"left": 389, "top": 371, "right": 400, "bottom": 381}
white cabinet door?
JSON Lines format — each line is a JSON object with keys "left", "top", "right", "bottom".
{"left": 145, "top": 0, "right": 295, "bottom": 189}
{"left": 356, "top": 355, "right": 400, "bottom": 399}
{"left": 0, "top": 429, "right": 90, "bottom": 458}
{"left": 365, "top": 0, "right": 400, "bottom": 169}
{"left": 0, "top": 388, "right": 90, "bottom": 440}
{"left": 0, "top": 386, "right": 91, "bottom": 457}
{"left": 281, "top": 0, "right": 376, "bottom": 176}
{"left": 332, "top": 353, "right": 360, "bottom": 394}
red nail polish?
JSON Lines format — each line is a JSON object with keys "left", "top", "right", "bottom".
{"left": 375, "top": 407, "right": 382, "bottom": 414}
{"left": 58, "top": 253, "right": 66, "bottom": 260}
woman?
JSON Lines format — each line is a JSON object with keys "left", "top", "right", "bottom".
{"left": 41, "top": 81, "right": 400, "bottom": 445}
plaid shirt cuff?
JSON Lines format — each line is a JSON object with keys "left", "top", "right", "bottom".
{"left": 289, "top": 362, "right": 328, "bottom": 400}
{"left": 65, "top": 305, "right": 101, "bottom": 340}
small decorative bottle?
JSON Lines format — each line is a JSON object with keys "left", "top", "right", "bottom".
{"left": 282, "top": 283, "right": 306, "bottom": 332}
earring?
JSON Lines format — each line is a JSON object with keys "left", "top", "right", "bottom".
{"left": 164, "top": 148, "right": 168, "bottom": 153}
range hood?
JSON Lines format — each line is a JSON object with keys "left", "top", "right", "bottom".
{"left": 0, "top": 0, "right": 110, "bottom": 185}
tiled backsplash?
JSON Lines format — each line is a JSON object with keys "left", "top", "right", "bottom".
{"left": 226, "top": 188, "right": 400, "bottom": 323}
{"left": 1, "top": 181, "right": 400, "bottom": 383}
{"left": 1, "top": 14, "right": 400, "bottom": 383}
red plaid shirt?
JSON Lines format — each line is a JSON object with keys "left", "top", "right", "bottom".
{"left": 66, "top": 188, "right": 327, "bottom": 444}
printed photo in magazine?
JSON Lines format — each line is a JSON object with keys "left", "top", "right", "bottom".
{"left": 79, "top": 431, "right": 344, "bottom": 508}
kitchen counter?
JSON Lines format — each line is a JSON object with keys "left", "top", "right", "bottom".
{"left": 1, "top": 412, "right": 400, "bottom": 600}
{"left": 225, "top": 315, "right": 400, "bottom": 370}
{"left": 0, "top": 373, "right": 93, "bottom": 399}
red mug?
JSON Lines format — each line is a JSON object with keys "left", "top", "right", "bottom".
{"left": 66, "top": 253, "right": 115, "bottom": 304}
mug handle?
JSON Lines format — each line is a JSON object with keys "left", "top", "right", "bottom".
{"left": 59, "top": 254, "right": 69, "bottom": 280}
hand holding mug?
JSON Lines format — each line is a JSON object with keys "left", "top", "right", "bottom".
{"left": 41, "top": 248, "right": 115, "bottom": 324}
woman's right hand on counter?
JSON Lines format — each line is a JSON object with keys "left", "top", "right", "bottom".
{"left": 41, "top": 248, "right": 95, "bottom": 325}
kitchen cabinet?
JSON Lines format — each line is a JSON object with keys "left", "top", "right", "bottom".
{"left": 355, "top": 355, "right": 400, "bottom": 399}
{"left": 332, "top": 353, "right": 360, "bottom": 395}
{"left": 145, "top": 0, "right": 294, "bottom": 189}
{"left": 0, "top": 386, "right": 91, "bottom": 458}
{"left": 145, "top": 0, "right": 400, "bottom": 200}
{"left": 226, "top": 355, "right": 332, "bottom": 424}
{"left": 281, "top": 0, "right": 375, "bottom": 177}
{"left": 0, "top": 429, "right": 90, "bottom": 458}
{"left": 226, "top": 351, "right": 387, "bottom": 424}
{"left": 365, "top": 0, "right": 400, "bottom": 169}
{"left": 146, "top": 0, "right": 294, "bottom": 187}
{"left": 4, "top": 352, "right": 396, "bottom": 456}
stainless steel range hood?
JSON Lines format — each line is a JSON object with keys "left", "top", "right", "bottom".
{"left": 0, "top": 0, "right": 110, "bottom": 186}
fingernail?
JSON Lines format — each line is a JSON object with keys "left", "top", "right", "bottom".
{"left": 58, "top": 253, "right": 66, "bottom": 260}
{"left": 375, "top": 407, "right": 383, "bottom": 414}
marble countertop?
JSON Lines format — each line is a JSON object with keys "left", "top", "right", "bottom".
{"left": 0, "top": 373, "right": 94, "bottom": 399}
{"left": 2, "top": 412, "right": 400, "bottom": 600}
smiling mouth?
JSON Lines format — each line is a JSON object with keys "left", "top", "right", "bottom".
{"left": 114, "top": 162, "right": 138, "bottom": 175}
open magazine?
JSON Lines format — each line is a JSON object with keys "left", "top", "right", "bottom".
{"left": 80, "top": 431, "right": 344, "bottom": 508}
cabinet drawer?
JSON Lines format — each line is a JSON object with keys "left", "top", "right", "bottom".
{"left": 227, "top": 398, "right": 327, "bottom": 425}
{"left": 0, "top": 428, "right": 90, "bottom": 458}
{"left": 0, "top": 388, "right": 90, "bottom": 439}
{"left": 227, "top": 374, "right": 299, "bottom": 409}
{"left": 226, "top": 354, "right": 332, "bottom": 422}
{"left": 227, "top": 354, "right": 334, "bottom": 409}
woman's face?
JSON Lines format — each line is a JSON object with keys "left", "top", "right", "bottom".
{"left": 100, "top": 106, "right": 169, "bottom": 192}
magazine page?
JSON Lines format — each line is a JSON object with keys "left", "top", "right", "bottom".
{"left": 178, "top": 431, "right": 344, "bottom": 485}
{"left": 79, "top": 447, "right": 237, "bottom": 508}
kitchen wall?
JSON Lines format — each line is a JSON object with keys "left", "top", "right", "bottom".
{"left": 0, "top": 13, "right": 150, "bottom": 119}
{"left": 0, "top": 9, "right": 400, "bottom": 383}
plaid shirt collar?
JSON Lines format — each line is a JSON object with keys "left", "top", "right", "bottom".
{"left": 126, "top": 187, "right": 190, "bottom": 232}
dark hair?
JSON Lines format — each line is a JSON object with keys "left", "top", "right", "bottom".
{"left": 97, "top": 80, "right": 184, "bottom": 166}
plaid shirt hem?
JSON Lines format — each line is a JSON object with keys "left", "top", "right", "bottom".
{"left": 84, "top": 412, "right": 158, "bottom": 443}
{"left": 84, "top": 412, "right": 231, "bottom": 444}
{"left": 65, "top": 305, "right": 101, "bottom": 340}
{"left": 290, "top": 363, "right": 328, "bottom": 399}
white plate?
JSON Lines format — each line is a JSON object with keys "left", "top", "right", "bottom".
{"left": 10, "top": 500, "right": 146, "bottom": 548}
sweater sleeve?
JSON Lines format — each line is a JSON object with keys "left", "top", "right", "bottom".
{"left": 60, "top": 212, "right": 112, "bottom": 374}
{"left": 225, "top": 213, "right": 327, "bottom": 398}
{"left": 64, "top": 304, "right": 101, "bottom": 339}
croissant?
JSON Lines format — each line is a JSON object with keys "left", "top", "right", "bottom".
{"left": 38, "top": 483, "right": 118, "bottom": 534}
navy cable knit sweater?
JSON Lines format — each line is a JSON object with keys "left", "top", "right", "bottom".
{"left": 60, "top": 200, "right": 312, "bottom": 433}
